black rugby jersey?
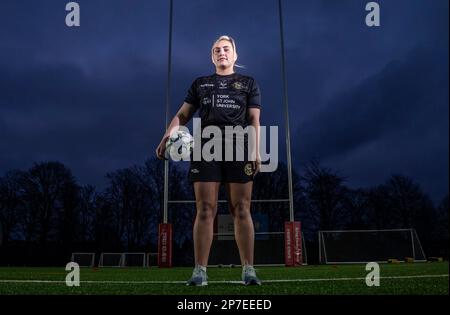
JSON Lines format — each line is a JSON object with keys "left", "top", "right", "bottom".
{"left": 184, "top": 73, "right": 261, "bottom": 129}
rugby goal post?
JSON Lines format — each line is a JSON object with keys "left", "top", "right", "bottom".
{"left": 160, "top": 0, "right": 299, "bottom": 269}
{"left": 318, "top": 228, "right": 426, "bottom": 264}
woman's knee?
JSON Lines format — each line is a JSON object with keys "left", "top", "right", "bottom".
{"left": 196, "top": 201, "right": 217, "bottom": 221}
{"left": 230, "top": 201, "right": 251, "bottom": 220}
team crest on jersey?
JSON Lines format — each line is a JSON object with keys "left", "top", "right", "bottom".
{"left": 232, "top": 81, "right": 244, "bottom": 90}
{"left": 244, "top": 163, "right": 253, "bottom": 176}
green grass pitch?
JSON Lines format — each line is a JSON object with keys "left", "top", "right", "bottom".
{"left": 0, "top": 262, "right": 447, "bottom": 295}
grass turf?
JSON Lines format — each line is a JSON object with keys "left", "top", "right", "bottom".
{"left": 0, "top": 262, "right": 447, "bottom": 295}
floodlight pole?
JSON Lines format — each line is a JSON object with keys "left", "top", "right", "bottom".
{"left": 163, "top": 0, "right": 173, "bottom": 224}
{"left": 278, "top": 0, "right": 295, "bottom": 222}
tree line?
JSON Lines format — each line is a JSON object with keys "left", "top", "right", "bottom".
{"left": 0, "top": 159, "right": 448, "bottom": 264}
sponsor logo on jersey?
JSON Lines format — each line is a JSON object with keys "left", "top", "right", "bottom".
{"left": 200, "top": 83, "right": 214, "bottom": 88}
{"left": 202, "top": 97, "right": 211, "bottom": 105}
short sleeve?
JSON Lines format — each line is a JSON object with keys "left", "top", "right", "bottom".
{"left": 184, "top": 79, "right": 200, "bottom": 110}
{"left": 247, "top": 79, "right": 261, "bottom": 109}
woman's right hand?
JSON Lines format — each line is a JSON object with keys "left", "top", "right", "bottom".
{"left": 155, "top": 135, "right": 169, "bottom": 160}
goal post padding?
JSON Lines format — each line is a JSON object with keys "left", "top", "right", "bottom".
{"left": 284, "top": 221, "right": 303, "bottom": 267}
{"left": 158, "top": 223, "right": 172, "bottom": 268}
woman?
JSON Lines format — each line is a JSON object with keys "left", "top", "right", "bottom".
{"left": 156, "top": 35, "right": 261, "bottom": 286}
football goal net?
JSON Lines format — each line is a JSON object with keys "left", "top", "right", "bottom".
{"left": 98, "top": 253, "right": 124, "bottom": 267}
{"left": 146, "top": 253, "right": 158, "bottom": 267}
{"left": 71, "top": 252, "right": 95, "bottom": 267}
{"left": 209, "top": 231, "right": 308, "bottom": 266}
{"left": 123, "top": 252, "right": 146, "bottom": 267}
{"left": 318, "top": 228, "right": 426, "bottom": 264}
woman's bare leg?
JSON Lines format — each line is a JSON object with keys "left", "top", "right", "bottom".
{"left": 193, "top": 181, "right": 220, "bottom": 266}
{"left": 226, "top": 182, "right": 254, "bottom": 266}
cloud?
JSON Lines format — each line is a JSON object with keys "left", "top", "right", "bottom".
{"left": 295, "top": 44, "right": 448, "bottom": 161}
{"left": 294, "top": 44, "right": 448, "bottom": 202}
{"left": 0, "top": 0, "right": 448, "bottom": 199}
{"left": 0, "top": 57, "right": 168, "bottom": 187}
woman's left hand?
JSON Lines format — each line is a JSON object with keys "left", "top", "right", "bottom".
{"left": 253, "top": 157, "right": 262, "bottom": 176}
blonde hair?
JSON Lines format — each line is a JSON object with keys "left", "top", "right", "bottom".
{"left": 211, "top": 35, "right": 245, "bottom": 69}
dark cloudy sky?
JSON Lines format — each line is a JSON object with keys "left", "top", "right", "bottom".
{"left": 0, "top": 0, "right": 448, "bottom": 204}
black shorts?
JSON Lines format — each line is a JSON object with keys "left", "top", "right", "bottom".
{"left": 188, "top": 135, "right": 255, "bottom": 183}
{"left": 189, "top": 160, "right": 255, "bottom": 183}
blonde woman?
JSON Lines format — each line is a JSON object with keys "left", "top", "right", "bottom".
{"left": 156, "top": 35, "right": 261, "bottom": 286}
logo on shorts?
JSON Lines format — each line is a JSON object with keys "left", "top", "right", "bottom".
{"left": 191, "top": 168, "right": 200, "bottom": 174}
{"left": 232, "top": 81, "right": 244, "bottom": 90}
{"left": 244, "top": 163, "right": 253, "bottom": 176}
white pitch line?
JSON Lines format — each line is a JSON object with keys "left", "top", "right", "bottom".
{"left": 0, "top": 274, "right": 447, "bottom": 284}
{"left": 262, "top": 274, "right": 449, "bottom": 283}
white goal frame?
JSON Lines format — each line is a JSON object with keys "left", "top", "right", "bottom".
{"left": 123, "top": 252, "right": 146, "bottom": 267}
{"left": 146, "top": 253, "right": 158, "bottom": 267}
{"left": 318, "top": 228, "right": 426, "bottom": 264}
{"left": 98, "top": 252, "right": 125, "bottom": 267}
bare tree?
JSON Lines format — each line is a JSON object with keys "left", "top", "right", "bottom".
{"left": 74, "top": 185, "right": 97, "bottom": 242}
{"left": 436, "top": 195, "right": 449, "bottom": 240}
{"left": 252, "top": 163, "right": 290, "bottom": 232}
{"left": 18, "top": 162, "right": 78, "bottom": 244}
{"left": 0, "top": 170, "right": 25, "bottom": 243}
{"left": 56, "top": 176, "right": 80, "bottom": 247}
{"left": 101, "top": 158, "right": 191, "bottom": 250}
{"left": 343, "top": 188, "right": 370, "bottom": 229}
{"left": 143, "top": 158, "right": 165, "bottom": 238}
{"left": 105, "top": 166, "right": 150, "bottom": 250}
{"left": 301, "top": 161, "right": 348, "bottom": 230}
{"left": 142, "top": 158, "right": 194, "bottom": 247}
{"left": 366, "top": 185, "right": 397, "bottom": 229}
{"left": 93, "top": 193, "right": 122, "bottom": 251}
{"left": 385, "top": 174, "right": 434, "bottom": 230}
